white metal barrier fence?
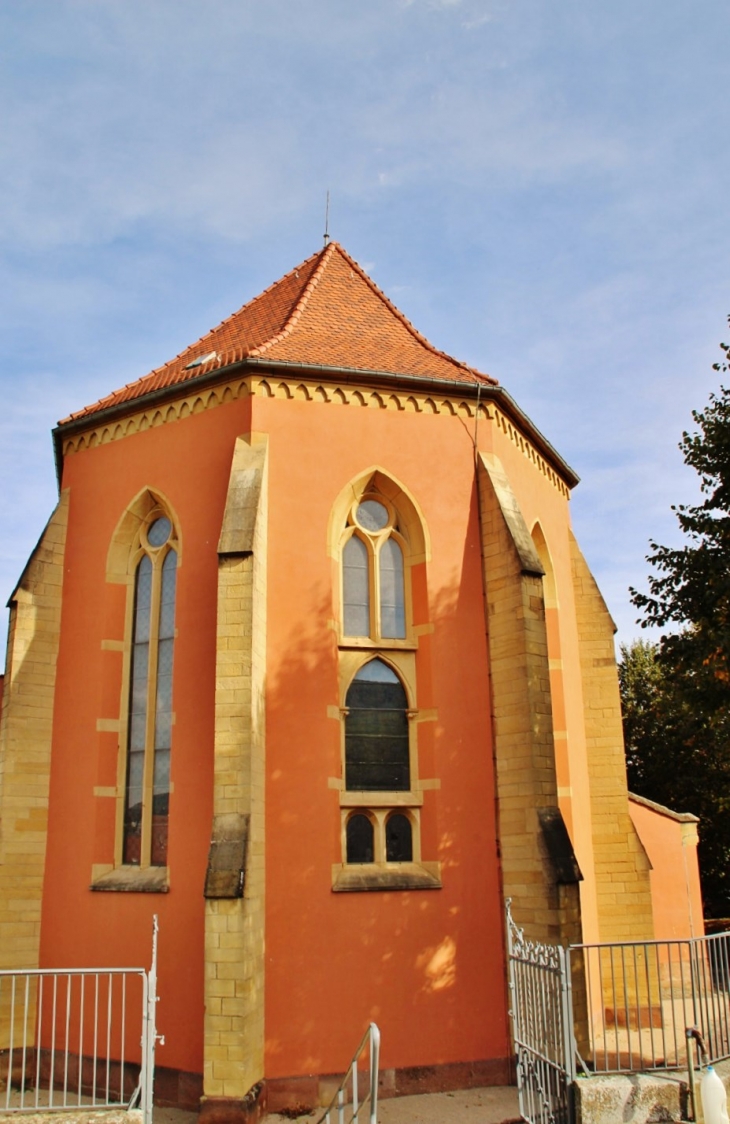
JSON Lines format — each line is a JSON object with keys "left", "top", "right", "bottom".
{"left": 577, "top": 930, "right": 730, "bottom": 1073}
{"left": 507, "top": 901, "right": 730, "bottom": 1124}
{"left": 0, "top": 917, "right": 161, "bottom": 1124}
{"left": 506, "top": 901, "right": 576, "bottom": 1124}
{"left": 314, "top": 1022, "right": 380, "bottom": 1124}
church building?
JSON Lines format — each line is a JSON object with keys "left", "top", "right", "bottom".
{"left": 0, "top": 242, "right": 703, "bottom": 1118}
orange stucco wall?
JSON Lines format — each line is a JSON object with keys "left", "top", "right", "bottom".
{"left": 628, "top": 797, "right": 705, "bottom": 940}
{"left": 259, "top": 397, "right": 507, "bottom": 1077}
{"left": 41, "top": 397, "right": 252, "bottom": 1075}
{"left": 39, "top": 387, "right": 586, "bottom": 1083}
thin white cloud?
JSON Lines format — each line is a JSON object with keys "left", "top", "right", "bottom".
{"left": 0, "top": 0, "right": 637, "bottom": 259}
{"left": 1, "top": 0, "right": 730, "bottom": 656}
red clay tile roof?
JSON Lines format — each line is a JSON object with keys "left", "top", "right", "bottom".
{"left": 60, "top": 242, "right": 496, "bottom": 424}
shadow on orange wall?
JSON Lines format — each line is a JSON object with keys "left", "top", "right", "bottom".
{"left": 261, "top": 497, "right": 510, "bottom": 1081}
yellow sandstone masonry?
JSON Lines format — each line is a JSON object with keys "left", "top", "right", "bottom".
{"left": 203, "top": 437, "right": 268, "bottom": 1105}
{"left": 476, "top": 454, "right": 566, "bottom": 944}
{"left": 569, "top": 531, "right": 654, "bottom": 945}
{"left": 0, "top": 492, "right": 70, "bottom": 1041}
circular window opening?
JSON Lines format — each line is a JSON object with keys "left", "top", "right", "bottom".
{"left": 147, "top": 517, "right": 172, "bottom": 547}
{"left": 355, "top": 499, "right": 389, "bottom": 532}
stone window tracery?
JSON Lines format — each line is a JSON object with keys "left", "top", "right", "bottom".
{"left": 122, "top": 511, "right": 178, "bottom": 868}
{"left": 332, "top": 476, "right": 440, "bottom": 892}
{"left": 342, "top": 497, "right": 406, "bottom": 641}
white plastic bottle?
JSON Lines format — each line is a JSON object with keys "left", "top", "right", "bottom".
{"left": 701, "top": 1065, "right": 729, "bottom": 1124}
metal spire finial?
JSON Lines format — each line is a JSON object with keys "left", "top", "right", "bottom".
{"left": 323, "top": 190, "right": 330, "bottom": 246}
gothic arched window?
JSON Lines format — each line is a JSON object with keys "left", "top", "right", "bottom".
{"left": 345, "top": 659, "right": 410, "bottom": 792}
{"left": 346, "top": 813, "right": 375, "bottom": 864}
{"left": 342, "top": 497, "right": 406, "bottom": 641}
{"left": 123, "top": 513, "right": 178, "bottom": 867}
{"left": 385, "top": 813, "right": 413, "bottom": 862}
{"left": 332, "top": 473, "right": 440, "bottom": 890}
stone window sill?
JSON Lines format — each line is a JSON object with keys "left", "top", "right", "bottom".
{"left": 90, "top": 866, "right": 169, "bottom": 893}
{"left": 331, "top": 861, "right": 441, "bottom": 893}
{"left": 338, "top": 638, "right": 418, "bottom": 652}
{"left": 339, "top": 790, "right": 424, "bottom": 808}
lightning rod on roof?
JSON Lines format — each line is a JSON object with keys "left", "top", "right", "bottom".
{"left": 323, "top": 191, "right": 330, "bottom": 246}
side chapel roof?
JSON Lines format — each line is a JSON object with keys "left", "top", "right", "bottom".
{"left": 61, "top": 241, "right": 496, "bottom": 425}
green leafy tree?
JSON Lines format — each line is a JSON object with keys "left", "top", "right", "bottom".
{"left": 625, "top": 323, "right": 730, "bottom": 917}
{"left": 619, "top": 639, "right": 674, "bottom": 792}
{"left": 619, "top": 639, "right": 730, "bottom": 917}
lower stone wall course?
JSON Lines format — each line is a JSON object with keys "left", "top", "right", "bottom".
{"left": 575, "top": 1073, "right": 684, "bottom": 1124}
{"left": 265, "top": 1056, "right": 514, "bottom": 1114}
{"left": 199, "top": 1083, "right": 266, "bottom": 1124}
{"left": 574, "top": 1059, "right": 730, "bottom": 1124}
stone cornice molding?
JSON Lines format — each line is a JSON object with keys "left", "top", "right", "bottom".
{"left": 54, "top": 363, "right": 577, "bottom": 499}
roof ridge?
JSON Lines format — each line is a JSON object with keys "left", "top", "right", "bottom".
{"left": 127, "top": 246, "right": 328, "bottom": 389}
{"left": 329, "top": 242, "right": 493, "bottom": 383}
{"left": 227, "top": 244, "right": 325, "bottom": 334}
{"left": 59, "top": 240, "right": 497, "bottom": 427}
{"left": 249, "top": 241, "right": 336, "bottom": 358}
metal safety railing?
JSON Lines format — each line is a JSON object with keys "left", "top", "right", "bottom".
{"left": 508, "top": 905, "right": 730, "bottom": 1124}
{"left": 314, "top": 1022, "right": 380, "bottom": 1124}
{"left": 0, "top": 916, "right": 160, "bottom": 1123}
{"left": 506, "top": 901, "right": 575, "bottom": 1124}
{"left": 576, "top": 930, "right": 730, "bottom": 1074}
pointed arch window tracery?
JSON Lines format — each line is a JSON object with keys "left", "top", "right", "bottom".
{"left": 332, "top": 476, "right": 441, "bottom": 891}
{"left": 342, "top": 497, "right": 406, "bottom": 642}
{"left": 123, "top": 511, "right": 178, "bottom": 868}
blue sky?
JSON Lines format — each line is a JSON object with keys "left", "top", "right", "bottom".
{"left": 2, "top": 0, "right": 729, "bottom": 651}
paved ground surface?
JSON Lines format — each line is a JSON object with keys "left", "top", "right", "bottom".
{"left": 154, "top": 1111, "right": 197, "bottom": 1124}
{"left": 263, "top": 1085, "right": 520, "bottom": 1123}
{"left": 0, "top": 1088, "right": 521, "bottom": 1124}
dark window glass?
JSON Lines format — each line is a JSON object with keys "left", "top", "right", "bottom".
{"left": 346, "top": 814, "right": 374, "bottom": 863}
{"left": 386, "top": 813, "right": 413, "bottom": 862}
{"left": 345, "top": 660, "right": 410, "bottom": 791}
{"left": 124, "top": 555, "right": 152, "bottom": 865}
{"left": 152, "top": 549, "right": 176, "bottom": 866}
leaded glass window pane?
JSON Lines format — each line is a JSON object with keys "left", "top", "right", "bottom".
{"left": 355, "top": 659, "right": 399, "bottom": 683}
{"left": 124, "top": 555, "right": 153, "bottom": 864}
{"left": 346, "top": 814, "right": 374, "bottom": 863}
{"left": 155, "top": 707, "right": 172, "bottom": 748}
{"left": 123, "top": 536, "right": 176, "bottom": 868}
{"left": 356, "top": 500, "right": 389, "bottom": 532}
{"left": 386, "top": 813, "right": 413, "bottom": 862}
{"left": 123, "top": 749, "right": 144, "bottom": 866}
{"left": 151, "top": 550, "right": 176, "bottom": 866}
{"left": 379, "top": 537, "right": 406, "bottom": 638}
{"left": 147, "top": 517, "right": 172, "bottom": 547}
{"left": 159, "top": 550, "right": 176, "bottom": 637}
{"left": 134, "top": 556, "right": 152, "bottom": 642}
{"left": 129, "top": 711, "right": 147, "bottom": 751}
{"left": 345, "top": 660, "right": 410, "bottom": 791}
{"left": 343, "top": 535, "right": 370, "bottom": 637}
